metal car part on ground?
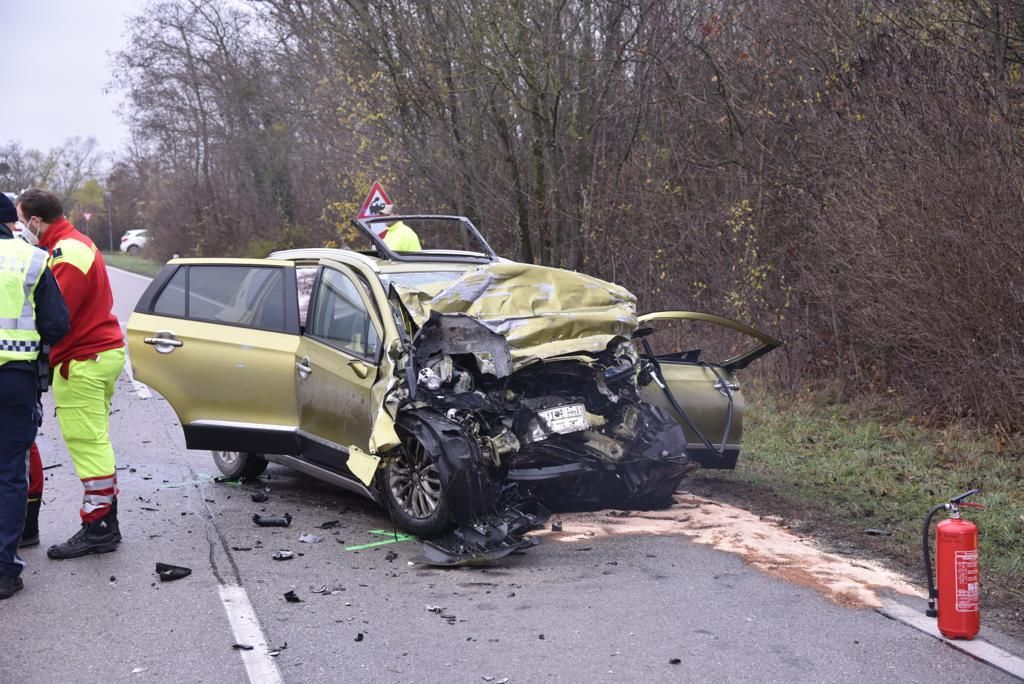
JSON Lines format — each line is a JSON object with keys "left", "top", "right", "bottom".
{"left": 127, "top": 215, "right": 781, "bottom": 563}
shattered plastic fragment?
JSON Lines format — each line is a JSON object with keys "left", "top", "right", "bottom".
{"left": 283, "top": 590, "right": 303, "bottom": 603}
{"left": 319, "top": 520, "right": 340, "bottom": 529}
{"left": 267, "top": 642, "right": 287, "bottom": 657}
{"left": 253, "top": 513, "right": 292, "bottom": 527}
{"left": 272, "top": 550, "right": 295, "bottom": 561}
{"left": 155, "top": 563, "right": 192, "bottom": 582}
{"left": 232, "top": 644, "right": 254, "bottom": 651}
{"left": 250, "top": 489, "right": 269, "bottom": 503}
{"left": 416, "top": 505, "right": 547, "bottom": 567}
{"left": 354, "top": 633, "right": 364, "bottom": 642}
{"left": 299, "top": 533, "right": 323, "bottom": 544}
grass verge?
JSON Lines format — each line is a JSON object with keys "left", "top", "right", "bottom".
{"left": 692, "top": 390, "right": 1024, "bottom": 634}
{"left": 102, "top": 251, "right": 164, "bottom": 278}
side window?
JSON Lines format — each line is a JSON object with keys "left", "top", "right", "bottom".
{"left": 152, "top": 267, "right": 186, "bottom": 316}
{"left": 151, "top": 265, "right": 290, "bottom": 332}
{"left": 308, "top": 269, "right": 380, "bottom": 358}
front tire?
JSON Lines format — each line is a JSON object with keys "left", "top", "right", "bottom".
{"left": 383, "top": 432, "right": 451, "bottom": 536}
{"left": 127, "top": 244, "right": 141, "bottom": 255}
{"left": 211, "top": 450, "right": 268, "bottom": 479}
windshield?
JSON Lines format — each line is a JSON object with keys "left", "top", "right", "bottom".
{"left": 354, "top": 215, "right": 496, "bottom": 262}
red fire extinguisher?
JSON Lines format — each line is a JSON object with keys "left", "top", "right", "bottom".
{"left": 922, "top": 488, "right": 985, "bottom": 639}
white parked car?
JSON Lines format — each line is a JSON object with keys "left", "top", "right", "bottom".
{"left": 120, "top": 229, "right": 149, "bottom": 255}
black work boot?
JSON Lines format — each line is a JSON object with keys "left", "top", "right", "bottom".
{"left": 47, "top": 506, "right": 121, "bottom": 560}
{"left": 19, "top": 500, "right": 41, "bottom": 548}
{"left": 0, "top": 575, "right": 24, "bottom": 599}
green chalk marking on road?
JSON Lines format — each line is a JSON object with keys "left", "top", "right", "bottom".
{"left": 344, "top": 530, "right": 416, "bottom": 551}
{"left": 157, "top": 472, "right": 243, "bottom": 489}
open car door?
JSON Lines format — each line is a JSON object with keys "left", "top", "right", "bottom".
{"left": 635, "top": 311, "right": 782, "bottom": 469}
{"left": 126, "top": 259, "right": 303, "bottom": 455}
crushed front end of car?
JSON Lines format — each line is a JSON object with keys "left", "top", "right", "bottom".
{"left": 362, "top": 263, "right": 695, "bottom": 564}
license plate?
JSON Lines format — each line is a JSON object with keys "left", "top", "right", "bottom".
{"left": 538, "top": 404, "right": 588, "bottom": 435}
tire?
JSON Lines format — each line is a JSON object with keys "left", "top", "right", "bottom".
{"left": 127, "top": 244, "right": 141, "bottom": 255}
{"left": 382, "top": 431, "right": 451, "bottom": 536}
{"left": 211, "top": 450, "right": 268, "bottom": 479}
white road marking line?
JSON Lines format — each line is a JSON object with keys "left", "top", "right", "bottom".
{"left": 880, "top": 598, "right": 1024, "bottom": 680}
{"left": 122, "top": 347, "right": 152, "bottom": 399}
{"left": 218, "top": 584, "right": 285, "bottom": 684}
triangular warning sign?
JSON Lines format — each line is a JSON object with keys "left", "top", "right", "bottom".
{"left": 357, "top": 181, "right": 393, "bottom": 219}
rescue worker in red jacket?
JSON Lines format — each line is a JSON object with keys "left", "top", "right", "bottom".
{"left": 16, "top": 189, "right": 126, "bottom": 559}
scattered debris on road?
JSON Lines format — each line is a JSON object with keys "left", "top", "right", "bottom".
{"left": 250, "top": 489, "right": 270, "bottom": 503}
{"left": 155, "top": 563, "right": 192, "bottom": 582}
{"left": 299, "top": 533, "right": 323, "bottom": 544}
{"left": 272, "top": 550, "right": 295, "bottom": 561}
{"left": 283, "top": 590, "right": 303, "bottom": 603}
{"left": 253, "top": 513, "right": 292, "bottom": 527}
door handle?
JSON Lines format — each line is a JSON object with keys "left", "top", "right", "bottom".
{"left": 296, "top": 357, "right": 312, "bottom": 380}
{"left": 714, "top": 379, "right": 740, "bottom": 396}
{"left": 347, "top": 358, "right": 370, "bottom": 379}
{"left": 143, "top": 331, "right": 183, "bottom": 354}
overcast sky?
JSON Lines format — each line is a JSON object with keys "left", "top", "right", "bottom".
{"left": 2, "top": 0, "right": 145, "bottom": 155}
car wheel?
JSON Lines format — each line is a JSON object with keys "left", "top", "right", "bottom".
{"left": 211, "top": 450, "right": 268, "bottom": 479}
{"left": 127, "top": 244, "right": 141, "bottom": 255}
{"left": 383, "top": 432, "right": 450, "bottom": 536}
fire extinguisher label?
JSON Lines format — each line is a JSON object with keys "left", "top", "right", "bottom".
{"left": 954, "top": 549, "right": 979, "bottom": 612}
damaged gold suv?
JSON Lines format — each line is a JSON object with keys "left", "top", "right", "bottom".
{"left": 127, "top": 216, "right": 780, "bottom": 562}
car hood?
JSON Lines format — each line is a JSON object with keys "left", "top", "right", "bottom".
{"left": 393, "top": 262, "right": 638, "bottom": 366}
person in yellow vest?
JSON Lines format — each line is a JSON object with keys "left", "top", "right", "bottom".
{"left": 17, "top": 189, "right": 125, "bottom": 560}
{"left": 0, "top": 193, "right": 69, "bottom": 598}
{"left": 378, "top": 205, "right": 422, "bottom": 252}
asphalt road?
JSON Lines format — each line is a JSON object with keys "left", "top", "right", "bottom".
{"left": 0, "top": 265, "right": 1020, "bottom": 683}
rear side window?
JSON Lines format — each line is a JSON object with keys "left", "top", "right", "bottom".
{"left": 153, "top": 267, "right": 186, "bottom": 316}
{"left": 149, "top": 265, "right": 291, "bottom": 332}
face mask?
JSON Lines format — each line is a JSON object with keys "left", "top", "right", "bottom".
{"left": 17, "top": 221, "right": 39, "bottom": 246}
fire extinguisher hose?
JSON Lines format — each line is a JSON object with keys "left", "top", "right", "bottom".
{"left": 922, "top": 502, "right": 948, "bottom": 617}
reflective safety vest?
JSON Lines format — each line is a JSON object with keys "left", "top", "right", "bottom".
{"left": 383, "top": 221, "right": 422, "bottom": 252}
{"left": 0, "top": 238, "right": 47, "bottom": 364}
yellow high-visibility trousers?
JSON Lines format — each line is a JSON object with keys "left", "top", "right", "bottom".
{"left": 52, "top": 347, "right": 124, "bottom": 522}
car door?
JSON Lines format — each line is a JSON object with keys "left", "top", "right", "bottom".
{"left": 635, "top": 311, "right": 782, "bottom": 469}
{"left": 294, "top": 261, "right": 384, "bottom": 473}
{"left": 127, "top": 259, "right": 303, "bottom": 455}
